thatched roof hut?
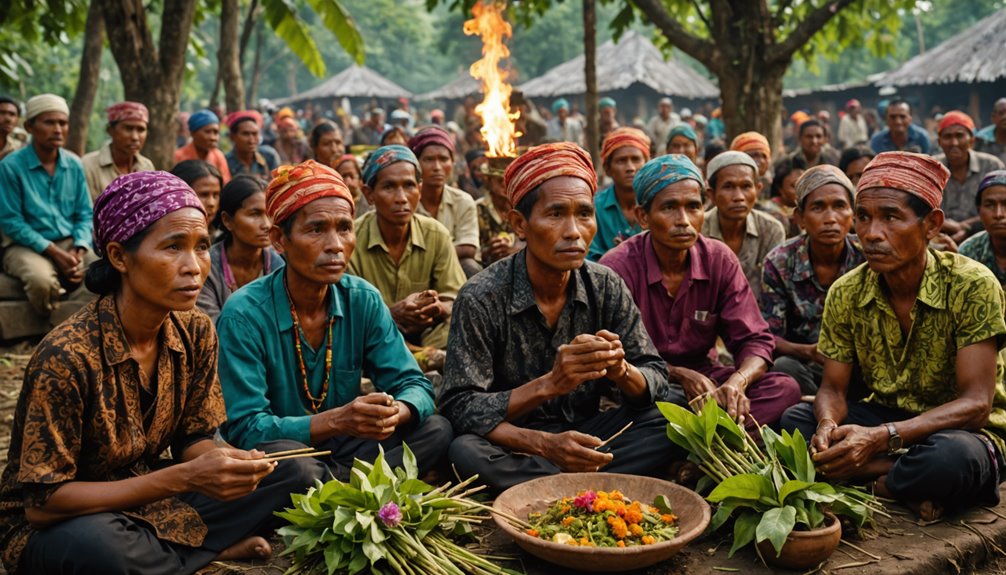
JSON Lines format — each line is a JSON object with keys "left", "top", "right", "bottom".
{"left": 415, "top": 74, "right": 481, "bottom": 103}
{"left": 273, "top": 65, "right": 412, "bottom": 107}
{"left": 881, "top": 9, "right": 1006, "bottom": 86}
{"left": 517, "top": 31, "right": 718, "bottom": 100}
{"left": 877, "top": 8, "right": 1006, "bottom": 121}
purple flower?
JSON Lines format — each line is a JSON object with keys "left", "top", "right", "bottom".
{"left": 378, "top": 502, "right": 402, "bottom": 528}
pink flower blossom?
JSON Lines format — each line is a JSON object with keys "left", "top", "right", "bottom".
{"left": 573, "top": 491, "right": 597, "bottom": 510}
{"left": 378, "top": 502, "right": 402, "bottom": 528}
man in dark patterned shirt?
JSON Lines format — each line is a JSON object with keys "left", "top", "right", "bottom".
{"left": 439, "top": 143, "right": 680, "bottom": 493}
{"left": 761, "top": 165, "right": 864, "bottom": 394}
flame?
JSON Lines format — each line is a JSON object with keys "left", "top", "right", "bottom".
{"left": 464, "top": 1, "right": 520, "bottom": 158}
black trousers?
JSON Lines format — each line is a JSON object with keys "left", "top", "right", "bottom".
{"left": 448, "top": 405, "right": 684, "bottom": 494}
{"left": 21, "top": 440, "right": 327, "bottom": 575}
{"left": 316, "top": 414, "right": 453, "bottom": 481}
{"left": 781, "top": 402, "right": 1005, "bottom": 511}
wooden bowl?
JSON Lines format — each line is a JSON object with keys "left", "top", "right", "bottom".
{"left": 492, "top": 472, "right": 710, "bottom": 572}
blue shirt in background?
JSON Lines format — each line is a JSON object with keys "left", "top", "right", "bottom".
{"left": 869, "top": 124, "right": 932, "bottom": 155}
{"left": 0, "top": 145, "right": 93, "bottom": 252}
{"left": 587, "top": 184, "right": 642, "bottom": 262}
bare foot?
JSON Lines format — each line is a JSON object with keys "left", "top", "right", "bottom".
{"left": 874, "top": 475, "right": 943, "bottom": 522}
{"left": 214, "top": 536, "right": 272, "bottom": 561}
{"left": 909, "top": 500, "right": 944, "bottom": 522}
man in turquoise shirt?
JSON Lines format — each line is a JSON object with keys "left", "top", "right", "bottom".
{"left": 0, "top": 94, "right": 94, "bottom": 316}
{"left": 587, "top": 127, "right": 649, "bottom": 261}
{"left": 217, "top": 159, "right": 451, "bottom": 479}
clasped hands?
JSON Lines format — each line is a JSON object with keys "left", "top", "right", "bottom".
{"left": 810, "top": 419, "right": 887, "bottom": 480}
{"left": 391, "top": 290, "right": 445, "bottom": 334}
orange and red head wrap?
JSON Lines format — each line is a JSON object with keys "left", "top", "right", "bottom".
{"left": 106, "top": 101, "right": 149, "bottom": 125}
{"left": 730, "top": 131, "right": 771, "bottom": 158}
{"left": 504, "top": 142, "right": 597, "bottom": 208}
{"left": 266, "top": 159, "right": 354, "bottom": 225}
{"left": 600, "top": 127, "right": 651, "bottom": 166}
{"left": 938, "top": 110, "right": 975, "bottom": 135}
{"left": 857, "top": 151, "right": 950, "bottom": 211}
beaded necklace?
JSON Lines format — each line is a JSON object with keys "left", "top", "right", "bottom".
{"left": 283, "top": 275, "right": 335, "bottom": 413}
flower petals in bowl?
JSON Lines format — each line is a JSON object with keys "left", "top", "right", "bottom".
{"left": 492, "top": 472, "right": 711, "bottom": 572}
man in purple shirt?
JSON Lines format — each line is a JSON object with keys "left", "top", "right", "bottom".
{"left": 600, "top": 154, "right": 801, "bottom": 427}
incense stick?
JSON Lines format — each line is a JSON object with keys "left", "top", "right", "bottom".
{"left": 595, "top": 421, "right": 634, "bottom": 450}
{"left": 262, "top": 450, "right": 332, "bottom": 462}
{"left": 264, "top": 446, "right": 316, "bottom": 458}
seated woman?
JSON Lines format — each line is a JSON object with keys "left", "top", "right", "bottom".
{"left": 171, "top": 159, "right": 224, "bottom": 228}
{"left": 334, "top": 153, "right": 372, "bottom": 215}
{"left": 759, "top": 156, "right": 806, "bottom": 237}
{"left": 197, "top": 175, "right": 285, "bottom": 322}
{"left": 0, "top": 171, "right": 323, "bottom": 575}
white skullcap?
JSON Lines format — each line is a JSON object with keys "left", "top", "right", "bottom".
{"left": 706, "top": 151, "right": 759, "bottom": 182}
{"left": 25, "top": 94, "right": 69, "bottom": 121}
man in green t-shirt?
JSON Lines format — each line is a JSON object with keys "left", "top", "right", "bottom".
{"left": 782, "top": 152, "right": 1006, "bottom": 521}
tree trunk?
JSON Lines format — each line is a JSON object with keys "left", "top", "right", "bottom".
{"left": 219, "top": 0, "right": 245, "bottom": 113}
{"left": 247, "top": 22, "right": 264, "bottom": 108}
{"left": 67, "top": 0, "right": 105, "bottom": 157}
{"left": 101, "top": 0, "right": 198, "bottom": 169}
{"left": 718, "top": 63, "right": 787, "bottom": 156}
{"left": 239, "top": 0, "right": 260, "bottom": 66}
{"left": 629, "top": 0, "right": 858, "bottom": 158}
{"left": 582, "top": 0, "right": 599, "bottom": 168}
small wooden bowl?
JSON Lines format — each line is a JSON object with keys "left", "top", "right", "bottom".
{"left": 492, "top": 472, "right": 710, "bottom": 572}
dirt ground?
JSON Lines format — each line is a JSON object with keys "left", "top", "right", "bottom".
{"left": 0, "top": 342, "right": 1004, "bottom": 575}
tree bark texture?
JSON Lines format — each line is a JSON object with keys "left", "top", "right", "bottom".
{"left": 582, "top": 0, "right": 599, "bottom": 168}
{"left": 100, "top": 0, "right": 198, "bottom": 169}
{"left": 219, "top": 0, "right": 245, "bottom": 113}
{"left": 67, "top": 0, "right": 105, "bottom": 157}
{"left": 629, "top": 0, "right": 857, "bottom": 156}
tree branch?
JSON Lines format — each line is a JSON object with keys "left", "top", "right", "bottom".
{"left": 769, "top": 0, "right": 857, "bottom": 63}
{"left": 628, "top": 0, "right": 715, "bottom": 66}
{"left": 689, "top": 0, "right": 711, "bottom": 32}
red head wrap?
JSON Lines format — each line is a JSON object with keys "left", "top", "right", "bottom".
{"left": 408, "top": 126, "right": 456, "bottom": 159}
{"left": 938, "top": 110, "right": 975, "bottom": 135}
{"left": 106, "top": 102, "right": 149, "bottom": 125}
{"left": 504, "top": 142, "right": 597, "bottom": 208}
{"left": 265, "top": 159, "right": 354, "bottom": 225}
{"left": 225, "top": 110, "right": 263, "bottom": 132}
{"left": 600, "top": 127, "right": 650, "bottom": 166}
{"left": 857, "top": 151, "right": 950, "bottom": 211}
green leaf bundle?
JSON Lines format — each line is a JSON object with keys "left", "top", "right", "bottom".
{"left": 276, "top": 444, "right": 522, "bottom": 575}
{"left": 657, "top": 401, "right": 887, "bottom": 560}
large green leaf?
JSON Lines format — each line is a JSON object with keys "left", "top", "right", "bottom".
{"left": 306, "top": 0, "right": 366, "bottom": 65}
{"left": 261, "top": 0, "right": 327, "bottom": 77}
{"left": 777, "top": 480, "right": 815, "bottom": 505}
{"left": 728, "top": 510, "right": 760, "bottom": 557}
{"left": 707, "top": 474, "right": 776, "bottom": 505}
{"left": 756, "top": 506, "right": 797, "bottom": 557}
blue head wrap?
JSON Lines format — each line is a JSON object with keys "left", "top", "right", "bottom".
{"left": 667, "top": 123, "right": 698, "bottom": 145}
{"left": 188, "top": 109, "right": 220, "bottom": 133}
{"left": 633, "top": 154, "right": 705, "bottom": 209}
{"left": 599, "top": 97, "right": 616, "bottom": 110}
{"left": 362, "top": 145, "right": 420, "bottom": 188}
{"left": 977, "top": 169, "right": 1006, "bottom": 206}
{"left": 552, "top": 98, "right": 570, "bottom": 114}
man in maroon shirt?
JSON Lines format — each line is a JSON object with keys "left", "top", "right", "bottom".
{"left": 600, "top": 154, "right": 800, "bottom": 427}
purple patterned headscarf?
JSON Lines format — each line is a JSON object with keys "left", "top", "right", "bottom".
{"left": 361, "top": 145, "right": 420, "bottom": 188}
{"left": 93, "top": 171, "right": 206, "bottom": 257}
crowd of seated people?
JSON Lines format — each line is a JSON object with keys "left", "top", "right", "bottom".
{"left": 1, "top": 89, "right": 1006, "bottom": 573}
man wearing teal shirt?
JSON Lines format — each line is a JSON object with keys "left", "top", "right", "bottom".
{"left": 587, "top": 127, "right": 650, "bottom": 261}
{"left": 0, "top": 94, "right": 94, "bottom": 316}
{"left": 217, "top": 159, "right": 451, "bottom": 479}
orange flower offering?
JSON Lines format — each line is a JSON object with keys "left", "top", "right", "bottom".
{"left": 526, "top": 490, "right": 680, "bottom": 548}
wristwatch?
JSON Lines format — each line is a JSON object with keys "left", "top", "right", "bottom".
{"left": 884, "top": 422, "right": 902, "bottom": 454}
